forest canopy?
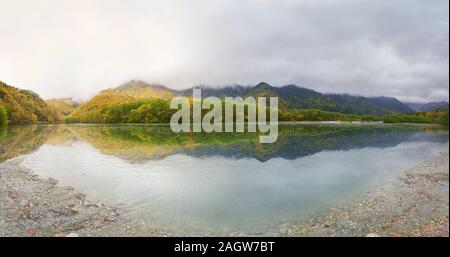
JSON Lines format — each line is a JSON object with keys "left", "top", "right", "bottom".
{"left": 1, "top": 80, "right": 448, "bottom": 125}
{"left": 0, "top": 81, "right": 59, "bottom": 125}
{"left": 0, "top": 105, "right": 7, "bottom": 127}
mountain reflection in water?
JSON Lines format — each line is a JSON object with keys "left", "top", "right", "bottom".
{"left": 1, "top": 124, "right": 448, "bottom": 234}
{"left": 1, "top": 124, "right": 448, "bottom": 163}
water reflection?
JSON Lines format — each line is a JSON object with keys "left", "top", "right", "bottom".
{"left": 0, "top": 125, "right": 54, "bottom": 162}
{"left": 2, "top": 124, "right": 448, "bottom": 163}
{"left": 1, "top": 124, "right": 448, "bottom": 234}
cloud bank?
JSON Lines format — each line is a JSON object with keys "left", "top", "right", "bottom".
{"left": 0, "top": 0, "right": 448, "bottom": 102}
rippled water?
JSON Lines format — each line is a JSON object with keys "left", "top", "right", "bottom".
{"left": 0, "top": 124, "right": 448, "bottom": 234}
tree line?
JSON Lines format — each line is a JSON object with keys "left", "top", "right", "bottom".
{"left": 0, "top": 105, "right": 7, "bottom": 127}
{"left": 65, "top": 98, "right": 449, "bottom": 125}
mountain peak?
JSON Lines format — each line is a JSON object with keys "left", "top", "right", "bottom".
{"left": 107, "top": 80, "right": 175, "bottom": 100}
{"left": 255, "top": 82, "right": 272, "bottom": 89}
{"left": 282, "top": 84, "right": 300, "bottom": 89}
{"left": 115, "top": 80, "right": 168, "bottom": 91}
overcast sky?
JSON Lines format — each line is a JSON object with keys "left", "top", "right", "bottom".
{"left": 0, "top": 0, "right": 448, "bottom": 102}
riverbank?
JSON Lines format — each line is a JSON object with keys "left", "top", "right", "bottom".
{"left": 0, "top": 157, "right": 169, "bottom": 236}
{"left": 278, "top": 150, "right": 449, "bottom": 237}
{"left": 0, "top": 150, "right": 448, "bottom": 237}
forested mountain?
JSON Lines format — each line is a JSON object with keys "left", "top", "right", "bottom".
{"left": 66, "top": 91, "right": 135, "bottom": 123}
{"left": 182, "top": 82, "right": 414, "bottom": 115}
{"left": 0, "top": 81, "right": 59, "bottom": 124}
{"left": 46, "top": 98, "right": 78, "bottom": 118}
{"left": 365, "top": 97, "right": 414, "bottom": 113}
{"left": 66, "top": 80, "right": 176, "bottom": 123}
{"left": 2, "top": 79, "right": 438, "bottom": 125}
{"left": 65, "top": 80, "right": 424, "bottom": 124}
{"left": 406, "top": 101, "right": 449, "bottom": 112}
{"left": 103, "top": 80, "right": 175, "bottom": 100}
{"left": 326, "top": 94, "right": 414, "bottom": 115}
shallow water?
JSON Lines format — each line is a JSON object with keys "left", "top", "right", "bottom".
{"left": 0, "top": 124, "right": 448, "bottom": 234}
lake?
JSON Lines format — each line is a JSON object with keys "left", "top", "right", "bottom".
{"left": 0, "top": 124, "right": 448, "bottom": 235}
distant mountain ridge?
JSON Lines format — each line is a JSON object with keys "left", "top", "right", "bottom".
{"left": 103, "top": 80, "right": 175, "bottom": 100}
{"left": 72, "top": 80, "right": 417, "bottom": 116}
{"left": 406, "top": 101, "right": 449, "bottom": 112}
{"left": 2, "top": 79, "right": 446, "bottom": 125}
{"left": 46, "top": 98, "right": 78, "bottom": 118}
{"left": 179, "top": 82, "right": 414, "bottom": 115}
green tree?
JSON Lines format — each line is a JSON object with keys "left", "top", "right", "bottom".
{"left": 0, "top": 105, "right": 7, "bottom": 127}
{"left": 437, "top": 111, "right": 449, "bottom": 125}
{"left": 127, "top": 99, "right": 173, "bottom": 123}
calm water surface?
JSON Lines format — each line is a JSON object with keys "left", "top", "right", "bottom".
{"left": 0, "top": 124, "right": 448, "bottom": 234}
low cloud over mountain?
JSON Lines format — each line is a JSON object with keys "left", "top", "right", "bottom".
{"left": 0, "top": 0, "right": 448, "bottom": 102}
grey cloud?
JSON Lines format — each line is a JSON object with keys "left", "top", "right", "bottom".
{"left": 0, "top": 0, "right": 448, "bottom": 102}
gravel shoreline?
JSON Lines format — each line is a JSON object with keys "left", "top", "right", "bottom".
{"left": 0, "top": 157, "right": 167, "bottom": 237}
{"left": 278, "top": 150, "right": 449, "bottom": 237}
{"left": 1, "top": 150, "right": 448, "bottom": 237}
